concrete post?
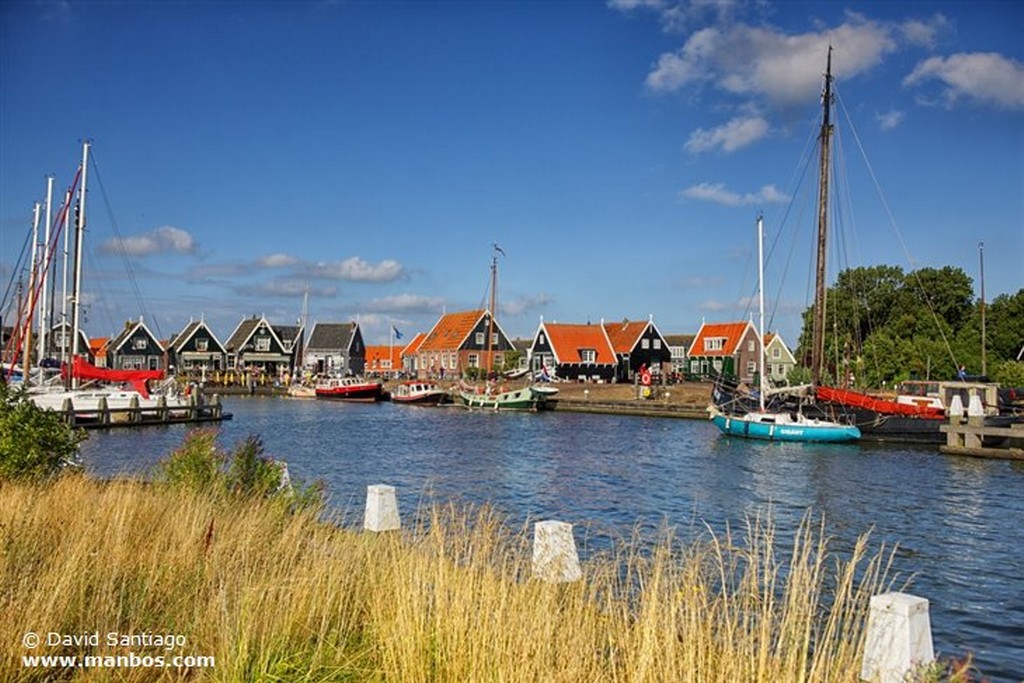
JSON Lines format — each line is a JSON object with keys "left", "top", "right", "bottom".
{"left": 364, "top": 484, "right": 401, "bottom": 532}
{"left": 532, "top": 520, "right": 582, "bottom": 583}
{"left": 860, "top": 592, "right": 934, "bottom": 683}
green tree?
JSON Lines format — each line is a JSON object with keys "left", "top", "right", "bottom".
{"left": 0, "top": 381, "right": 83, "bottom": 480}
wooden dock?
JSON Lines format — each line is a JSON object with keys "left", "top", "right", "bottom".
{"left": 58, "top": 394, "right": 232, "bottom": 430}
{"left": 939, "top": 415, "right": 1024, "bottom": 460}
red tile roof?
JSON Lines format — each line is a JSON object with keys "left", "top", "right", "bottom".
{"left": 364, "top": 345, "right": 402, "bottom": 372}
{"left": 401, "top": 332, "right": 427, "bottom": 357}
{"left": 602, "top": 319, "right": 650, "bottom": 353}
{"left": 543, "top": 322, "right": 616, "bottom": 365}
{"left": 690, "top": 321, "right": 754, "bottom": 357}
{"left": 419, "top": 310, "right": 485, "bottom": 352}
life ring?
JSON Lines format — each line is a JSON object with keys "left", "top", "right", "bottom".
{"left": 640, "top": 369, "right": 652, "bottom": 386}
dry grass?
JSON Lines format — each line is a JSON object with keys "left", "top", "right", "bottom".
{"left": 1, "top": 475, "right": 896, "bottom": 682}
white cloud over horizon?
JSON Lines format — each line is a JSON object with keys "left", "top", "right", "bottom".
{"left": 903, "top": 52, "right": 1024, "bottom": 110}
{"left": 100, "top": 226, "right": 197, "bottom": 257}
{"left": 679, "top": 182, "right": 789, "bottom": 206}
{"left": 309, "top": 256, "right": 405, "bottom": 282}
{"left": 684, "top": 115, "right": 770, "bottom": 154}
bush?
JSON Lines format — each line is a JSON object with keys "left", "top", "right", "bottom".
{"left": 154, "top": 429, "right": 323, "bottom": 511}
{"left": 0, "top": 380, "right": 83, "bottom": 481}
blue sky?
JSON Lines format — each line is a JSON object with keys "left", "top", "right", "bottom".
{"left": 2, "top": 0, "right": 1021, "bottom": 350}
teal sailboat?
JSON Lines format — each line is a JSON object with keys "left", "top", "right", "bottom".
{"left": 709, "top": 216, "right": 860, "bottom": 443}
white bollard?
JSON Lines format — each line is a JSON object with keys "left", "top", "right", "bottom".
{"left": 860, "top": 592, "right": 934, "bottom": 683}
{"left": 947, "top": 394, "right": 964, "bottom": 417}
{"left": 966, "top": 394, "right": 984, "bottom": 417}
{"left": 532, "top": 520, "right": 582, "bottom": 583}
{"left": 364, "top": 484, "right": 401, "bottom": 532}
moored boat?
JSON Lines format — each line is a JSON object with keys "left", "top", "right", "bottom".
{"left": 391, "top": 380, "right": 449, "bottom": 405}
{"left": 455, "top": 381, "right": 557, "bottom": 412}
{"left": 314, "top": 376, "right": 384, "bottom": 402}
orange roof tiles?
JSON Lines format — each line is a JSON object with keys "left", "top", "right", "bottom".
{"left": 419, "top": 310, "right": 485, "bottom": 352}
{"left": 543, "top": 322, "right": 616, "bottom": 365}
{"left": 691, "top": 321, "right": 754, "bottom": 357}
{"left": 401, "top": 332, "right": 427, "bottom": 357}
{"left": 365, "top": 345, "right": 402, "bottom": 372}
{"left": 603, "top": 319, "right": 649, "bottom": 353}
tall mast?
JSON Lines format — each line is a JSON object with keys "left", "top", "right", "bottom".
{"left": 979, "top": 241, "right": 986, "bottom": 376}
{"left": 25, "top": 201, "right": 42, "bottom": 378}
{"left": 811, "top": 47, "right": 834, "bottom": 387}
{"left": 38, "top": 175, "right": 55, "bottom": 365}
{"left": 486, "top": 244, "right": 500, "bottom": 375}
{"left": 756, "top": 215, "right": 766, "bottom": 412}
{"left": 69, "top": 140, "right": 90, "bottom": 389}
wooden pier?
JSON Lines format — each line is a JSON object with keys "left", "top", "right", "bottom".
{"left": 939, "top": 415, "right": 1024, "bottom": 460}
{"left": 58, "top": 394, "right": 232, "bottom": 430}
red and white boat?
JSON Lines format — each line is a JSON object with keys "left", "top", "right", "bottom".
{"left": 314, "top": 376, "right": 383, "bottom": 402}
{"left": 391, "top": 380, "right": 449, "bottom": 406}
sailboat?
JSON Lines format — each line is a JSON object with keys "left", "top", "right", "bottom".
{"left": 7, "top": 142, "right": 216, "bottom": 422}
{"left": 789, "top": 49, "right": 1015, "bottom": 443}
{"left": 709, "top": 215, "right": 860, "bottom": 443}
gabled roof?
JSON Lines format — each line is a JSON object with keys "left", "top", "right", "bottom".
{"left": 603, "top": 319, "right": 653, "bottom": 354}
{"left": 224, "top": 315, "right": 290, "bottom": 354}
{"left": 107, "top": 318, "right": 160, "bottom": 353}
{"left": 306, "top": 322, "right": 357, "bottom": 351}
{"left": 168, "top": 319, "right": 225, "bottom": 353}
{"left": 690, "top": 321, "right": 756, "bottom": 357}
{"left": 365, "top": 345, "right": 402, "bottom": 371}
{"left": 664, "top": 334, "right": 696, "bottom": 349}
{"left": 764, "top": 333, "right": 796, "bottom": 363}
{"left": 401, "top": 332, "right": 427, "bottom": 357}
{"left": 540, "top": 322, "right": 617, "bottom": 365}
{"left": 89, "top": 337, "right": 109, "bottom": 359}
{"left": 418, "top": 309, "right": 485, "bottom": 352}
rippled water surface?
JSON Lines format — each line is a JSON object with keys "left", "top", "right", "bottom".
{"left": 79, "top": 397, "right": 1024, "bottom": 681}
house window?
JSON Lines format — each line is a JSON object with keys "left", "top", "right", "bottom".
{"left": 491, "top": 333, "right": 498, "bottom": 346}
{"left": 772, "top": 347, "right": 781, "bottom": 359}
{"left": 580, "top": 349, "right": 596, "bottom": 363}
{"left": 196, "top": 339, "right": 208, "bottom": 352}
{"left": 747, "top": 340, "right": 755, "bottom": 352}
{"left": 653, "top": 338, "right": 661, "bottom": 350}
{"left": 255, "top": 337, "right": 270, "bottom": 352}
{"left": 475, "top": 332, "right": 484, "bottom": 345}
{"left": 642, "top": 338, "right": 650, "bottom": 349}
{"left": 449, "top": 353, "right": 457, "bottom": 368}
{"left": 468, "top": 353, "right": 479, "bottom": 368}
{"left": 539, "top": 333, "right": 545, "bottom": 346}
{"left": 133, "top": 337, "right": 147, "bottom": 350}
{"left": 691, "top": 360, "right": 700, "bottom": 373}
{"left": 747, "top": 361, "right": 756, "bottom": 376}
{"left": 713, "top": 360, "right": 722, "bottom": 371}
{"left": 705, "top": 338, "right": 724, "bottom": 351}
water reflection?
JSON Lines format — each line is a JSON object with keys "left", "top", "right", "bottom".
{"left": 77, "top": 397, "right": 1024, "bottom": 680}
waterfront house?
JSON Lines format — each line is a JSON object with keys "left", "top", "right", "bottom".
{"left": 225, "top": 315, "right": 304, "bottom": 380}
{"left": 399, "top": 332, "right": 427, "bottom": 377}
{"left": 763, "top": 333, "right": 797, "bottom": 385}
{"left": 304, "top": 322, "right": 365, "bottom": 377}
{"left": 105, "top": 318, "right": 166, "bottom": 372}
{"left": 365, "top": 345, "right": 403, "bottom": 378}
{"left": 415, "top": 309, "right": 514, "bottom": 379}
{"left": 603, "top": 317, "right": 672, "bottom": 382}
{"left": 167, "top": 318, "right": 227, "bottom": 378}
{"left": 688, "top": 320, "right": 760, "bottom": 384}
{"left": 46, "top": 320, "right": 96, "bottom": 366}
{"left": 528, "top": 320, "right": 617, "bottom": 382}
{"left": 664, "top": 333, "right": 696, "bottom": 377}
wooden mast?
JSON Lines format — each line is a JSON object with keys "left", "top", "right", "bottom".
{"left": 485, "top": 244, "right": 501, "bottom": 376}
{"left": 811, "top": 47, "right": 834, "bottom": 387}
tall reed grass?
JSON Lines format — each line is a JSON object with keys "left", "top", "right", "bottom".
{"left": 2, "top": 474, "right": 899, "bottom": 682}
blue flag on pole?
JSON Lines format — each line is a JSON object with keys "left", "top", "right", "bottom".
{"left": 392, "top": 325, "right": 403, "bottom": 340}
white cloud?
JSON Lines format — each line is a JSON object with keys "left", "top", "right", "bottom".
{"left": 257, "top": 253, "right": 299, "bottom": 267}
{"left": 646, "top": 19, "right": 897, "bottom": 108}
{"left": 310, "top": 256, "right": 405, "bottom": 282}
{"left": 874, "top": 108, "right": 905, "bottom": 130}
{"left": 101, "top": 226, "right": 197, "bottom": 257}
{"left": 243, "top": 280, "right": 338, "bottom": 298}
{"left": 898, "top": 14, "right": 950, "bottom": 49}
{"left": 903, "top": 52, "right": 1024, "bottom": 111}
{"left": 684, "top": 115, "right": 769, "bottom": 153}
{"left": 362, "top": 293, "right": 446, "bottom": 313}
{"left": 501, "top": 293, "right": 553, "bottom": 316}
{"left": 679, "top": 182, "right": 789, "bottom": 206}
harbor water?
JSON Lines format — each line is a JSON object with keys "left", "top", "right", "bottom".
{"left": 78, "top": 397, "right": 1024, "bottom": 681}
